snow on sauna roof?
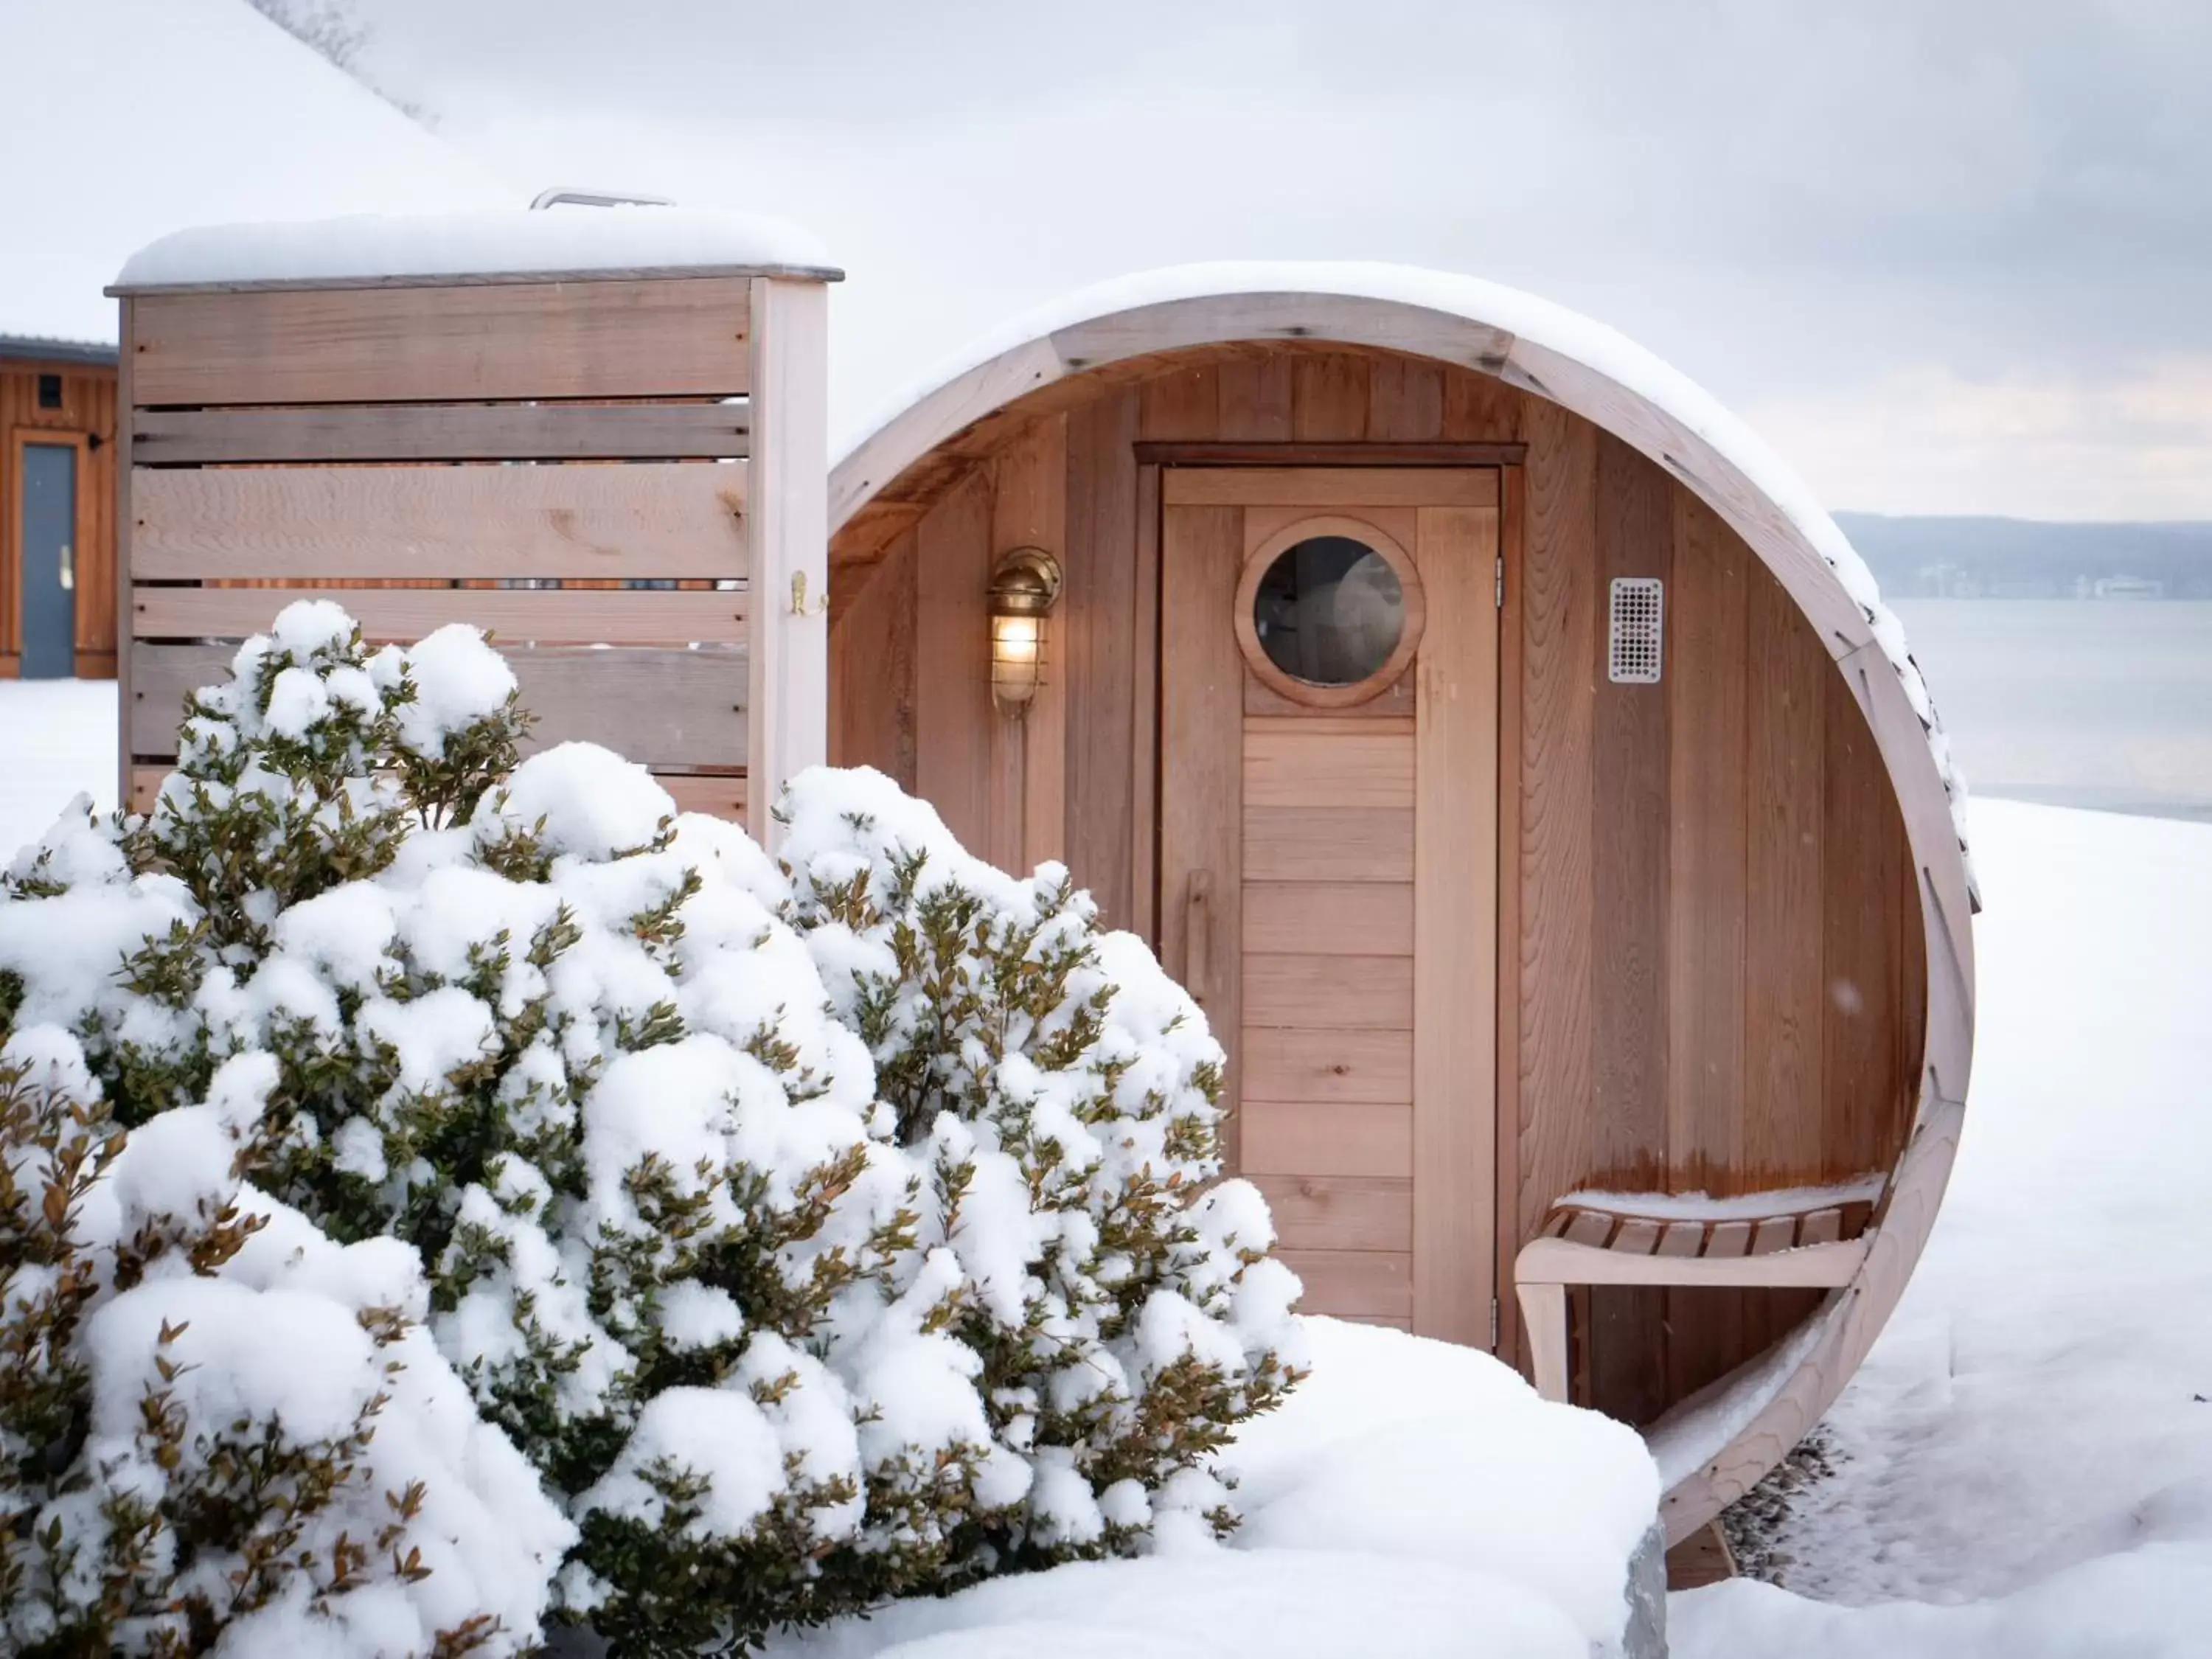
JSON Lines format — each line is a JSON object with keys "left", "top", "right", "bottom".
{"left": 115, "top": 207, "right": 840, "bottom": 293}
{"left": 838, "top": 261, "right": 1975, "bottom": 887}
{"left": 1, "top": 0, "right": 510, "bottom": 346}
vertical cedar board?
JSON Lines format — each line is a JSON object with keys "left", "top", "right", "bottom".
{"left": 983, "top": 415, "right": 1068, "bottom": 872}
{"left": 1158, "top": 504, "right": 1246, "bottom": 1166}
{"left": 1493, "top": 463, "right": 1528, "bottom": 1370}
{"left": 1585, "top": 431, "right": 1673, "bottom": 1426}
{"left": 1664, "top": 491, "right": 1748, "bottom": 1191}
{"left": 1293, "top": 355, "right": 1371, "bottom": 441}
{"left": 1660, "top": 490, "right": 1751, "bottom": 1403}
{"left": 1063, "top": 389, "right": 1142, "bottom": 931}
{"left": 1514, "top": 399, "right": 1598, "bottom": 1253}
{"left": 1824, "top": 665, "right": 1908, "bottom": 1173}
{"left": 1744, "top": 565, "right": 1829, "bottom": 1184}
{"left": 1411, "top": 501, "right": 1500, "bottom": 1346}
{"left": 828, "top": 526, "right": 918, "bottom": 788}
{"left": 914, "top": 469, "right": 995, "bottom": 851}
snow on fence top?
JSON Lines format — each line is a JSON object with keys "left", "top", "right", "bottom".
{"left": 112, "top": 206, "right": 841, "bottom": 293}
{"left": 835, "top": 260, "right": 1975, "bottom": 891}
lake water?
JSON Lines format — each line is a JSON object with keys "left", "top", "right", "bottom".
{"left": 1891, "top": 600, "right": 2212, "bottom": 822}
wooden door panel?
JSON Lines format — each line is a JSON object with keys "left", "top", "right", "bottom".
{"left": 1245, "top": 953, "right": 1414, "bottom": 1029}
{"left": 1242, "top": 1099, "right": 1414, "bottom": 1178}
{"left": 1159, "top": 470, "right": 1498, "bottom": 1343}
{"left": 1243, "top": 882, "right": 1415, "bottom": 954}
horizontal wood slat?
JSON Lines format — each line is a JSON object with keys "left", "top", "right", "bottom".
{"left": 129, "top": 279, "right": 751, "bottom": 406}
{"left": 1243, "top": 729, "right": 1415, "bottom": 809}
{"left": 1241, "top": 1099, "right": 1413, "bottom": 1178}
{"left": 133, "top": 585, "right": 746, "bottom": 646}
{"left": 1243, "top": 953, "right": 1413, "bottom": 1029}
{"left": 1240, "top": 1026, "right": 1412, "bottom": 1104}
{"left": 133, "top": 462, "right": 746, "bottom": 581}
{"left": 1251, "top": 1174, "right": 1413, "bottom": 1251}
{"left": 131, "top": 643, "right": 746, "bottom": 769}
{"left": 132, "top": 763, "right": 747, "bottom": 823}
{"left": 1243, "top": 805, "right": 1413, "bottom": 882}
{"left": 1243, "top": 882, "right": 1414, "bottom": 955}
{"left": 1163, "top": 466, "right": 1499, "bottom": 507}
{"left": 654, "top": 773, "right": 748, "bottom": 821}
{"left": 133, "top": 403, "right": 751, "bottom": 465}
{"left": 1277, "top": 1248, "right": 1413, "bottom": 1320}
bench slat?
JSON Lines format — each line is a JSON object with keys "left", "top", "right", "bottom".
{"left": 1799, "top": 1207, "right": 1844, "bottom": 1246}
{"left": 1563, "top": 1211, "right": 1615, "bottom": 1248}
{"left": 1705, "top": 1220, "right": 1752, "bottom": 1258}
{"left": 1611, "top": 1218, "right": 1661, "bottom": 1255}
{"left": 1748, "top": 1217, "right": 1798, "bottom": 1255}
{"left": 1657, "top": 1220, "right": 1704, "bottom": 1257}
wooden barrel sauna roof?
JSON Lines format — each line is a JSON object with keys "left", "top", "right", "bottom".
{"left": 831, "top": 264, "right": 1979, "bottom": 1538}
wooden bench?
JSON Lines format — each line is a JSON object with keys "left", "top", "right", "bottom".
{"left": 1513, "top": 1193, "right": 1882, "bottom": 1404}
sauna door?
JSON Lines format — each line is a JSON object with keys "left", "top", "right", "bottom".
{"left": 1158, "top": 467, "right": 1500, "bottom": 1346}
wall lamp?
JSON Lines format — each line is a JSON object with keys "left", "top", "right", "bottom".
{"left": 987, "top": 547, "right": 1062, "bottom": 717}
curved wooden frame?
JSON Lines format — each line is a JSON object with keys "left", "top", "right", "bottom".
{"left": 1233, "top": 513, "right": 1426, "bottom": 709}
{"left": 830, "top": 279, "right": 1977, "bottom": 1543}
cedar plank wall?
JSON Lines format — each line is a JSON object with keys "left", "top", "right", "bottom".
{"left": 1, "top": 361, "right": 119, "bottom": 677}
{"left": 830, "top": 347, "right": 1927, "bottom": 1422}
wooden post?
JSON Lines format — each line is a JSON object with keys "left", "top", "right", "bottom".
{"left": 114, "top": 297, "right": 134, "bottom": 808}
{"left": 745, "top": 277, "right": 830, "bottom": 846}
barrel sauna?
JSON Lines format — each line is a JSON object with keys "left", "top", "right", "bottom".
{"left": 826, "top": 267, "right": 1976, "bottom": 1541}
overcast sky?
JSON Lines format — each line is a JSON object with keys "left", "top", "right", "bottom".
{"left": 351, "top": 0, "right": 2212, "bottom": 520}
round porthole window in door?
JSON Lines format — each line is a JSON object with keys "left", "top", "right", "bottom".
{"left": 1234, "top": 515, "right": 1425, "bottom": 707}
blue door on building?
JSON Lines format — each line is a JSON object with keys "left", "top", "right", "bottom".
{"left": 19, "top": 442, "right": 77, "bottom": 678}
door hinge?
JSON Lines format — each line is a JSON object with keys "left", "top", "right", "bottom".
{"left": 1495, "top": 554, "right": 1504, "bottom": 609}
{"left": 1489, "top": 1295, "right": 1500, "bottom": 1351}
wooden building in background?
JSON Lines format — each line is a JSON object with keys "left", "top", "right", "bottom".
{"left": 1, "top": 339, "right": 119, "bottom": 678}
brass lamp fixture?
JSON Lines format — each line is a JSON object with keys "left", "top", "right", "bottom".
{"left": 987, "top": 547, "right": 1062, "bottom": 716}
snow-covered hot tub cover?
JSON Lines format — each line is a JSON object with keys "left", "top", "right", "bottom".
{"left": 830, "top": 262, "right": 1980, "bottom": 1540}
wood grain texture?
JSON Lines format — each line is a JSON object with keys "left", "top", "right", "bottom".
{"left": 990, "top": 415, "right": 1069, "bottom": 870}
{"left": 132, "top": 402, "right": 750, "bottom": 465}
{"left": 1586, "top": 433, "right": 1674, "bottom": 1420}
{"left": 132, "top": 643, "right": 744, "bottom": 768}
{"left": 742, "top": 278, "right": 830, "bottom": 842}
{"left": 1164, "top": 466, "right": 1498, "bottom": 507}
{"left": 1064, "top": 391, "right": 1142, "bottom": 931}
{"left": 128, "top": 279, "right": 751, "bottom": 406}
{"left": 1243, "top": 881, "right": 1414, "bottom": 955}
{"left": 1744, "top": 566, "right": 1828, "bottom": 1183}
{"left": 1159, "top": 502, "right": 1248, "bottom": 1155}
{"left": 914, "top": 470, "right": 995, "bottom": 852}
{"left": 1493, "top": 462, "right": 1528, "bottom": 1371}
{"left": 829, "top": 526, "right": 917, "bottom": 788}
{"left": 1242, "top": 805, "right": 1413, "bottom": 883}
{"left": 1279, "top": 1248, "right": 1413, "bottom": 1320}
{"left": 1664, "top": 491, "right": 1748, "bottom": 1190}
{"left": 1514, "top": 400, "right": 1599, "bottom": 1254}
{"left": 1242, "top": 728, "right": 1415, "bottom": 808}
{"left": 1242, "top": 1100, "right": 1413, "bottom": 1178}
{"left": 1292, "top": 355, "right": 1370, "bottom": 442}
{"left": 1253, "top": 1173, "right": 1412, "bottom": 1251}
{"left": 1240, "top": 1027, "right": 1413, "bottom": 1105}
{"left": 133, "top": 462, "right": 746, "bottom": 582}
{"left": 132, "top": 584, "right": 746, "bottom": 645}
{"left": 1412, "top": 501, "right": 1500, "bottom": 1348}
{"left": 1244, "top": 953, "right": 1413, "bottom": 1030}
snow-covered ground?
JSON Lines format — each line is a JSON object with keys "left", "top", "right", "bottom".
{"left": 1675, "top": 798, "right": 2212, "bottom": 1656}
{"left": 7, "top": 678, "right": 2208, "bottom": 1655}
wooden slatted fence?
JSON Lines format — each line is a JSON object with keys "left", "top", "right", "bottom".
{"left": 113, "top": 257, "right": 835, "bottom": 835}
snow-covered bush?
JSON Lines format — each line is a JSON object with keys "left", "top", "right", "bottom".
{"left": 0, "top": 602, "right": 1299, "bottom": 1653}
{"left": 779, "top": 770, "right": 1302, "bottom": 1571}
{"left": 0, "top": 1025, "right": 570, "bottom": 1658}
